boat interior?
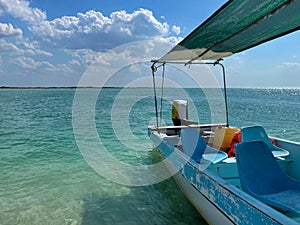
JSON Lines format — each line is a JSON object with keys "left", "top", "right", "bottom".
{"left": 149, "top": 123, "right": 300, "bottom": 222}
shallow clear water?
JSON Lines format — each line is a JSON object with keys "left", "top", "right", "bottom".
{"left": 0, "top": 88, "right": 299, "bottom": 225}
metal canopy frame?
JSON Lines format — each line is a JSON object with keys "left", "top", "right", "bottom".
{"left": 151, "top": 60, "right": 229, "bottom": 128}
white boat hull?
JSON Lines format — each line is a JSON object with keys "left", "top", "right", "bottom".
{"left": 150, "top": 129, "right": 299, "bottom": 225}
{"left": 173, "top": 171, "right": 233, "bottom": 225}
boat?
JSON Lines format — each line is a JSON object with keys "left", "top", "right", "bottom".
{"left": 148, "top": 0, "right": 300, "bottom": 224}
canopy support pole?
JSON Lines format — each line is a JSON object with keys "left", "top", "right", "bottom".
{"left": 160, "top": 63, "right": 166, "bottom": 126}
{"left": 151, "top": 62, "right": 159, "bottom": 128}
{"left": 216, "top": 62, "right": 229, "bottom": 127}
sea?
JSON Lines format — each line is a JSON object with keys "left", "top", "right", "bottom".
{"left": 1, "top": 87, "right": 299, "bottom": 225}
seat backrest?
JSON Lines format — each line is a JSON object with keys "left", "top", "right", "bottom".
{"left": 235, "top": 141, "right": 290, "bottom": 195}
{"left": 180, "top": 128, "right": 206, "bottom": 162}
{"left": 241, "top": 125, "right": 274, "bottom": 150}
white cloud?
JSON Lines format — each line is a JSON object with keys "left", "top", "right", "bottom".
{"left": 0, "top": 0, "right": 46, "bottom": 24}
{"left": 35, "top": 49, "right": 53, "bottom": 57}
{"left": 0, "top": 23, "right": 22, "bottom": 38}
{"left": 281, "top": 62, "right": 300, "bottom": 70}
{"left": 30, "top": 9, "right": 170, "bottom": 51}
{"left": 69, "top": 59, "right": 81, "bottom": 66}
{"left": 0, "top": 4, "right": 182, "bottom": 86}
{"left": 19, "top": 40, "right": 53, "bottom": 56}
{"left": 66, "top": 48, "right": 101, "bottom": 66}
{"left": 0, "top": 39, "right": 20, "bottom": 53}
{"left": 172, "top": 25, "right": 181, "bottom": 35}
{"left": 76, "top": 37, "right": 179, "bottom": 87}
{"left": 0, "top": 38, "right": 53, "bottom": 58}
{"left": 13, "top": 56, "right": 54, "bottom": 69}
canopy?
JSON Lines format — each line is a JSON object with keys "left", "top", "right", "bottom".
{"left": 158, "top": 0, "right": 300, "bottom": 63}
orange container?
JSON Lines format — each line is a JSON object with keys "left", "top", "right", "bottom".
{"left": 212, "top": 127, "right": 240, "bottom": 151}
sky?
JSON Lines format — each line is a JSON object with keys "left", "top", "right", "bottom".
{"left": 0, "top": 0, "right": 300, "bottom": 88}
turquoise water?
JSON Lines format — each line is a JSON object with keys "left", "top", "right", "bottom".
{"left": 0, "top": 88, "right": 299, "bottom": 225}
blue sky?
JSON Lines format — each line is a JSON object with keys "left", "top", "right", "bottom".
{"left": 0, "top": 0, "right": 299, "bottom": 87}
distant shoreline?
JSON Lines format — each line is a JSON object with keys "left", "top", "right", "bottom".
{"left": 0, "top": 86, "right": 148, "bottom": 89}
{"left": 1, "top": 86, "right": 299, "bottom": 90}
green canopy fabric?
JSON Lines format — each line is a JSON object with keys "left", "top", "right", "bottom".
{"left": 159, "top": 0, "right": 300, "bottom": 62}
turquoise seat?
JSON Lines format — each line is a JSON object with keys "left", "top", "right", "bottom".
{"left": 180, "top": 128, "right": 227, "bottom": 164}
{"left": 235, "top": 141, "right": 300, "bottom": 215}
{"left": 241, "top": 125, "right": 289, "bottom": 157}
